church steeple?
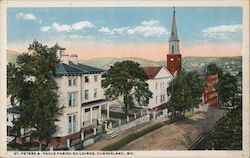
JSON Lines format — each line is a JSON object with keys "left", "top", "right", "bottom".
{"left": 167, "top": 7, "right": 182, "bottom": 76}
{"left": 170, "top": 7, "right": 179, "bottom": 41}
{"left": 169, "top": 7, "right": 180, "bottom": 54}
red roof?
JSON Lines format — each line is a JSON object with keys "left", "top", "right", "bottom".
{"left": 143, "top": 66, "right": 162, "bottom": 79}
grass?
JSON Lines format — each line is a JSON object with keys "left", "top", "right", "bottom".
{"left": 101, "top": 120, "right": 173, "bottom": 150}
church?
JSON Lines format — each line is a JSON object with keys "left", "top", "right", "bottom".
{"left": 138, "top": 8, "right": 182, "bottom": 112}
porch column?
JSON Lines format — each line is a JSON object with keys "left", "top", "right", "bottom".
{"left": 119, "top": 119, "right": 121, "bottom": 126}
{"left": 81, "top": 131, "right": 85, "bottom": 140}
{"left": 106, "top": 104, "right": 110, "bottom": 120}
{"left": 90, "top": 107, "right": 93, "bottom": 124}
{"left": 153, "top": 111, "right": 156, "bottom": 119}
{"left": 66, "top": 139, "right": 70, "bottom": 148}
{"left": 134, "top": 113, "right": 137, "bottom": 119}
{"left": 99, "top": 105, "right": 102, "bottom": 119}
{"left": 94, "top": 128, "right": 97, "bottom": 135}
{"left": 127, "top": 115, "right": 129, "bottom": 122}
{"left": 104, "top": 121, "right": 108, "bottom": 131}
{"left": 140, "top": 110, "right": 143, "bottom": 117}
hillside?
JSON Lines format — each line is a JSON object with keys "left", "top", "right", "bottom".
{"left": 7, "top": 50, "right": 242, "bottom": 74}
{"left": 80, "top": 56, "right": 242, "bottom": 73}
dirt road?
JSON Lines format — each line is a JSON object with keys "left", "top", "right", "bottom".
{"left": 121, "top": 108, "right": 225, "bottom": 150}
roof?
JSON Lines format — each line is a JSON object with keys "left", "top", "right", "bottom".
{"left": 82, "top": 99, "right": 109, "bottom": 108}
{"left": 7, "top": 106, "right": 20, "bottom": 115}
{"left": 143, "top": 66, "right": 162, "bottom": 79}
{"left": 55, "top": 62, "right": 104, "bottom": 76}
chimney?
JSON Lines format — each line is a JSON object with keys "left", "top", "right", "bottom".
{"left": 70, "top": 54, "right": 78, "bottom": 65}
{"left": 61, "top": 54, "right": 69, "bottom": 64}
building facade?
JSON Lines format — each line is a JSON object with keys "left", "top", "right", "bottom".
{"left": 49, "top": 44, "right": 110, "bottom": 147}
{"left": 141, "top": 66, "right": 173, "bottom": 110}
{"left": 202, "top": 74, "right": 219, "bottom": 107}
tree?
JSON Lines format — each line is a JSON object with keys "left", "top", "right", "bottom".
{"left": 215, "top": 73, "right": 238, "bottom": 107}
{"left": 102, "top": 60, "right": 152, "bottom": 115}
{"left": 7, "top": 40, "right": 64, "bottom": 149}
{"left": 206, "top": 63, "right": 223, "bottom": 78}
{"left": 204, "top": 106, "right": 242, "bottom": 150}
{"left": 167, "top": 71, "right": 206, "bottom": 119}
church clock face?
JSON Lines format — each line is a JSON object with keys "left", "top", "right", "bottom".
{"left": 170, "top": 58, "right": 174, "bottom": 61}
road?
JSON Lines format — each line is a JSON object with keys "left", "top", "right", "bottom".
{"left": 121, "top": 108, "right": 225, "bottom": 150}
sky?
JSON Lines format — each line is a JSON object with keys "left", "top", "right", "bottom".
{"left": 7, "top": 7, "right": 242, "bottom": 61}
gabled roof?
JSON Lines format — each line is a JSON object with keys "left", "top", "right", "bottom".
{"left": 55, "top": 62, "right": 104, "bottom": 76}
{"left": 143, "top": 66, "right": 162, "bottom": 79}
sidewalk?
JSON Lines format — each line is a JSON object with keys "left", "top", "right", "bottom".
{"left": 85, "top": 115, "right": 169, "bottom": 150}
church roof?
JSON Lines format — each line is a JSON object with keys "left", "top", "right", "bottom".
{"left": 169, "top": 8, "right": 179, "bottom": 41}
{"left": 143, "top": 66, "right": 162, "bottom": 79}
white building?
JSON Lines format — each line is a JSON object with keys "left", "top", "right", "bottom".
{"left": 138, "top": 66, "right": 173, "bottom": 110}
{"left": 50, "top": 44, "right": 110, "bottom": 146}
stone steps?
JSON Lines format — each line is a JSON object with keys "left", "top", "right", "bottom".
{"left": 106, "top": 130, "right": 118, "bottom": 139}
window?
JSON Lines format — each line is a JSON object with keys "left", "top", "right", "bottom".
{"left": 155, "top": 83, "right": 158, "bottom": 90}
{"left": 155, "top": 96, "right": 158, "bottom": 103}
{"left": 160, "top": 83, "right": 162, "bottom": 90}
{"left": 84, "top": 108, "right": 90, "bottom": 112}
{"left": 68, "top": 78, "right": 77, "bottom": 86}
{"left": 85, "top": 90, "right": 89, "bottom": 100}
{"left": 68, "top": 114, "right": 77, "bottom": 134}
{"left": 94, "top": 88, "right": 97, "bottom": 98}
{"left": 68, "top": 79, "right": 72, "bottom": 86}
{"left": 85, "top": 76, "right": 89, "bottom": 83}
{"left": 68, "top": 92, "right": 77, "bottom": 107}
{"left": 94, "top": 75, "right": 98, "bottom": 82}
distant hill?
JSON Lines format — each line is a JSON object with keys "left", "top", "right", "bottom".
{"left": 80, "top": 56, "right": 242, "bottom": 73}
{"left": 7, "top": 50, "right": 241, "bottom": 74}
{"left": 7, "top": 50, "right": 19, "bottom": 63}
{"left": 79, "top": 57, "right": 165, "bottom": 70}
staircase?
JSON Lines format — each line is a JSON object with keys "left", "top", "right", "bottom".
{"left": 105, "top": 129, "right": 118, "bottom": 140}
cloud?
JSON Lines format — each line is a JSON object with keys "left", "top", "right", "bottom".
{"left": 99, "top": 20, "right": 168, "bottom": 38}
{"left": 16, "top": 12, "right": 36, "bottom": 20}
{"left": 141, "top": 20, "right": 159, "bottom": 26}
{"left": 201, "top": 24, "right": 242, "bottom": 41}
{"left": 41, "top": 26, "right": 51, "bottom": 32}
{"left": 127, "top": 25, "right": 167, "bottom": 37}
{"left": 52, "top": 23, "right": 72, "bottom": 32}
{"left": 98, "top": 27, "right": 111, "bottom": 33}
{"left": 41, "top": 21, "right": 95, "bottom": 32}
{"left": 72, "top": 21, "right": 94, "bottom": 30}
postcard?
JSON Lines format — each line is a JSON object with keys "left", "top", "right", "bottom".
{"left": 0, "top": 0, "right": 249, "bottom": 158}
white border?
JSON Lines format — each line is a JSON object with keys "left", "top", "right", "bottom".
{"left": 0, "top": 0, "right": 249, "bottom": 158}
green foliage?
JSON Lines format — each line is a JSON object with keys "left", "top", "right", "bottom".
{"left": 215, "top": 73, "right": 238, "bottom": 106}
{"left": 102, "top": 60, "right": 152, "bottom": 115}
{"left": 7, "top": 40, "right": 64, "bottom": 143}
{"left": 167, "top": 71, "right": 206, "bottom": 118}
{"left": 204, "top": 107, "right": 242, "bottom": 150}
{"left": 206, "top": 63, "right": 223, "bottom": 77}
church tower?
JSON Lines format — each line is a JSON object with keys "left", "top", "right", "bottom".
{"left": 167, "top": 7, "right": 182, "bottom": 75}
